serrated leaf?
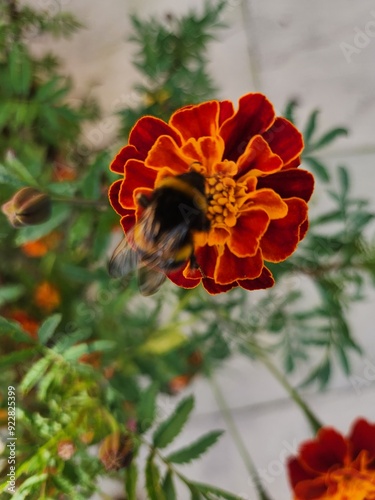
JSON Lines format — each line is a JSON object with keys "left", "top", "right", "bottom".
{"left": 137, "top": 382, "right": 159, "bottom": 433}
{"left": 0, "top": 348, "right": 37, "bottom": 370}
{"left": 162, "top": 470, "right": 176, "bottom": 500}
{"left": 312, "top": 127, "right": 348, "bottom": 150}
{"left": 141, "top": 329, "right": 187, "bottom": 355}
{"left": 125, "top": 461, "right": 138, "bottom": 500}
{"left": 153, "top": 395, "right": 194, "bottom": 449}
{"left": 303, "top": 156, "right": 330, "bottom": 182}
{"left": 20, "top": 356, "right": 52, "bottom": 394}
{"left": 190, "top": 481, "right": 243, "bottom": 500}
{"left": 166, "top": 430, "right": 223, "bottom": 464}
{"left": 62, "top": 340, "right": 115, "bottom": 361}
{"left": 145, "top": 454, "right": 165, "bottom": 500}
{"left": 304, "top": 109, "right": 320, "bottom": 144}
{"left": 38, "top": 313, "right": 62, "bottom": 345}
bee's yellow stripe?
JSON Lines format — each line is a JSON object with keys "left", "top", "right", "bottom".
{"left": 157, "top": 177, "right": 208, "bottom": 212}
{"left": 174, "top": 243, "right": 193, "bottom": 263}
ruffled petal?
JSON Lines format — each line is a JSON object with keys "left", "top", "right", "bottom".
{"left": 110, "top": 145, "right": 145, "bottom": 173}
{"left": 227, "top": 209, "right": 269, "bottom": 257}
{"left": 120, "top": 214, "right": 136, "bottom": 234}
{"left": 145, "top": 135, "right": 193, "bottom": 173}
{"left": 220, "top": 93, "right": 275, "bottom": 162}
{"left": 169, "top": 101, "right": 220, "bottom": 142}
{"left": 237, "top": 135, "right": 283, "bottom": 177}
{"left": 287, "top": 457, "right": 318, "bottom": 490}
{"left": 202, "top": 278, "right": 237, "bottom": 294}
{"left": 294, "top": 476, "right": 331, "bottom": 500}
{"left": 129, "top": 116, "right": 182, "bottom": 156}
{"left": 218, "top": 100, "right": 235, "bottom": 126}
{"left": 196, "top": 244, "right": 218, "bottom": 279}
{"left": 261, "top": 198, "right": 308, "bottom": 262}
{"left": 257, "top": 169, "right": 315, "bottom": 203}
{"left": 350, "top": 419, "right": 375, "bottom": 460}
{"left": 181, "top": 136, "right": 225, "bottom": 174}
{"left": 239, "top": 267, "right": 275, "bottom": 291}
{"left": 109, "top": 180, "right": 127, "bottom": 216}
{"left": 167, "top": 267, "right": 201, "bottom": 289}
{"left": 262, "top": 117, "right": 303, "bottom": 166}
{"left": 119, "top": 160, "right": 157, "bottom": 209}
{"left": 243, "top": 189, "right": 288, "bottom": 220}
{"left": 215, "top": 247, "right": 263, "bottom": 284}
{"left": 299, "top": 428, "right": 347, "bottom": 474}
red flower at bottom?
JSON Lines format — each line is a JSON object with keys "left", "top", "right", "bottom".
{"left": 109, "top": 92, "right": 314, "bottom": 294}
{"left": 288, "top": 419, "right": 375, "bottom": 499}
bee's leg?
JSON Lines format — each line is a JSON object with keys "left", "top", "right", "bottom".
{"left": 136, "top": 193, "right": 151, "bottom": 208}
{"left": 190, "top": 253, "right": 206, "bottom": 278}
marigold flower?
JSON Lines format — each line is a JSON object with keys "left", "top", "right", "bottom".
{"left": 109, "top": 92, "right": 314, "bottom": 294}
{"left": 21, "top": 231, "right": 61, "bottom": 258}
{"left": 288, "top": 418, "right": 375, "bottom": 499}
{"left": 34, "top": 281, "right": 61, "bottom": 312}
{"left": 8, "top": 309, "right": 39, "bottom": 339}
{"left": 99, "top": 432, "right": 133, "bottom": 471}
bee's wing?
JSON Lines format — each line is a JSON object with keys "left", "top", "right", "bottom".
{"left": 138, "top": 266, "right": 166, "bottom": 296}
{"left": 108, "top": 236, "right": 138, "bottom": 279}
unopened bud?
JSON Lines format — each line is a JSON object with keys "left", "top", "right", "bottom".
{"left": 1, "top": 187, "right": 51, "bottom": 228}
{"left": 99, "top": 432, "right": 133, "bottom": 471}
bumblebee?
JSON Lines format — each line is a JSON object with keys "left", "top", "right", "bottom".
{"left": 109, "top": 170, "right": 210, "bottom": 295}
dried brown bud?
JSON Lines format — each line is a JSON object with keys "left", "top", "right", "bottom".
{"left": 1, "top": 187, "right": 51, "bottom": 228}
{"left": 99, "top": 433, "right": 133, "bottom": 471}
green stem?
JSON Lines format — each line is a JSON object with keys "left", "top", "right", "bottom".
{"left": 209, "top": 375, "right": 274, "bottom": 500}
{"left": 52, "top": 196, "right": 108, "bottom": 209}
{"left": 248, "top": 343, "right": 322, "bottom": 434}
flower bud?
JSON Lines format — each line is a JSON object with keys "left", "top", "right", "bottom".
{"left": 99, "top": 432, "right": 133, "bottom": 471}
{"left": 1, "top": 187, "right": 51, "bottom": 228}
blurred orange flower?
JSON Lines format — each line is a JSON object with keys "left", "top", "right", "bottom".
{"left": 21, "top": 231, "right": 61, "bottom": 258}
{"left": 109, "top": 92, "right": 314, "bottom": 294}
{"left": 8, "top": 309, "right": 39, "bottom": 339}
{"left": 288, "top": 418, "right": 375, "bottom": 499}
{"left": 34, "top": 281, "right": 61, "bottom": 312}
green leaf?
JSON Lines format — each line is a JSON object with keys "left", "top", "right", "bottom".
{"left": 190, "top": 482, "right": 243, "bottom": 500}
{"left": 15, "top": 473, "right": 48, "bottom": 496}
{"left": 137, "top": 382, "right": 159, "bottom": 433}
{"left": 9, "top": 45, "right": 32, "bottom": 96}
{"left": 283, "top": 99, "right": 298, "bottom": 124}
{"left": 145, "top": 453, "right": 165, "bottom": 500}
{"left": 15, "top": 205, "right": 71, "bottom": 245}
{"left": 38, "top": 313, "right": 62, "bottom": 345}
{"left": 166, "top": 430, "right": 223, "bottom": 464}
{"left": 303, "top": 109, "right": 320, "bottom": 144}
{"left": 0, "top": 316, "right": 36, "bottom": 343}
{"left": 300, "top": 357, "right": 331, "bottom": 389}
{"left": 125, "top": 461, "right": 138, "bottom": 500}
{"left": 62, "top": 340, "right": 115, "bottom": 361}
{"left": 141, "top": 329, "right": 187, "bottom": 355}
{"left": 335, "top": 344, "right": 351, "bottom": 375}
{"left": 153, "top": 395, "right": 194, "bottom": 449}
{"left": 20, "top": 356, "right": 52, "bottom": 394}
{"left": 312, "top": 127, "right": 348, "bottom": 150}
{"left": 162, "top": 470, "right": 176, "bottom": 500}
{"left": 0, "top": 284, "right": 25, "bottom": 307}
{"left": 0, "top": 348, "right": 37, "bottom": 370}
{"left": 338, "top": 166, "right": 350, "bottom": 199}
{"left": 303, "top": 156, "right": 330, "bottom": 182}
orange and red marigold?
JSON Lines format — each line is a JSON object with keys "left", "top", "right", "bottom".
{"left": 109, "top": 92, "right": 314, "bottom": 294}
{"left": 288, "top": 418, "right": 375, "bottom": 500}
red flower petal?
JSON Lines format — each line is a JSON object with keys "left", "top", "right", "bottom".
{"left": 294, "top": 477, "right": 331, "bottom": 500}
{"left": 288, "top": 457, "right": 317, "bottom": 489}
{"left": 239, "top": 267, "right": 275, "bottom": 291}
{"left": 299, "top": 428, "right": 347, "bottom": 474}
{"left": 202, "top": 278, "right": 237, "bottom": 294}
{"left": 228, "top": 209, "right": 269, "bottom": 257}
{"left": 349, "top": 419, "right": 375, "bottom": 460}
{"left": 262, "top": 117, "right": 304, "bottom": 166}
{"left": 120, "top": 214, "right": 136, "bottom": 234}
{"left": 237, "top": 135, "right": 282, "bottom": 177}
{"left": 119, "top": 160, "right": 157, "bottom": 209}
{"left": 261, "top": 198, "right": 308, "bottom": 262}
{"left": 146, "top": 135, "right": 193, "bottom": 173}
{"left": 257, "top": 169, "right": 315, "bottom": 203}
{"left": 218, "top": 100, "right": 235, "bottom": 126}
{"left": 167, "top": 267, "right": 201, "bottom": 289}
{"left": 169, "top": 101, "right": 220, "bottom": 142}
{"left": 109, "top": 180, "right": 127, "bottom": 216}
{"left": 215, "top": 247, "right": 263, "bottom": 284}
{"left": 129, "top": 116, "right": 182, "bottom": 157}
{"left": 220, "top": 93, "right": 275, "bottom": 162}
{"left": 196, "top": 244, "right": 218, "bottom": 279}
{"left": 110, "top": 145, "right": 145, "bottom": 173}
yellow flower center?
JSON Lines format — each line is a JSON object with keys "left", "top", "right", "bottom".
{"left": 327, "top": 466, "right": 375, "bottom": 500}
{"left": 206, "top": 175, "right": 248, "bottom": 228}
